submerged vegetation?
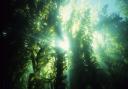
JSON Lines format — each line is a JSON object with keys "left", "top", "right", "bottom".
{"left": 2, "top": 0, "right": 128, "bottom": 89}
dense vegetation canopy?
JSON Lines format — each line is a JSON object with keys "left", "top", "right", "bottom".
{"left": 2, "top": 0, "right": 128, "bottom": 89}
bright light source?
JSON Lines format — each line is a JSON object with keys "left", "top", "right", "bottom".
{"left": 58, "top": 35, "right": 70, "bottom": 51}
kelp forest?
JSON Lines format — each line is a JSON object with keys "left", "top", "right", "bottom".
{"left": 1, "top": 0, "right": 128, "bottom": 89}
